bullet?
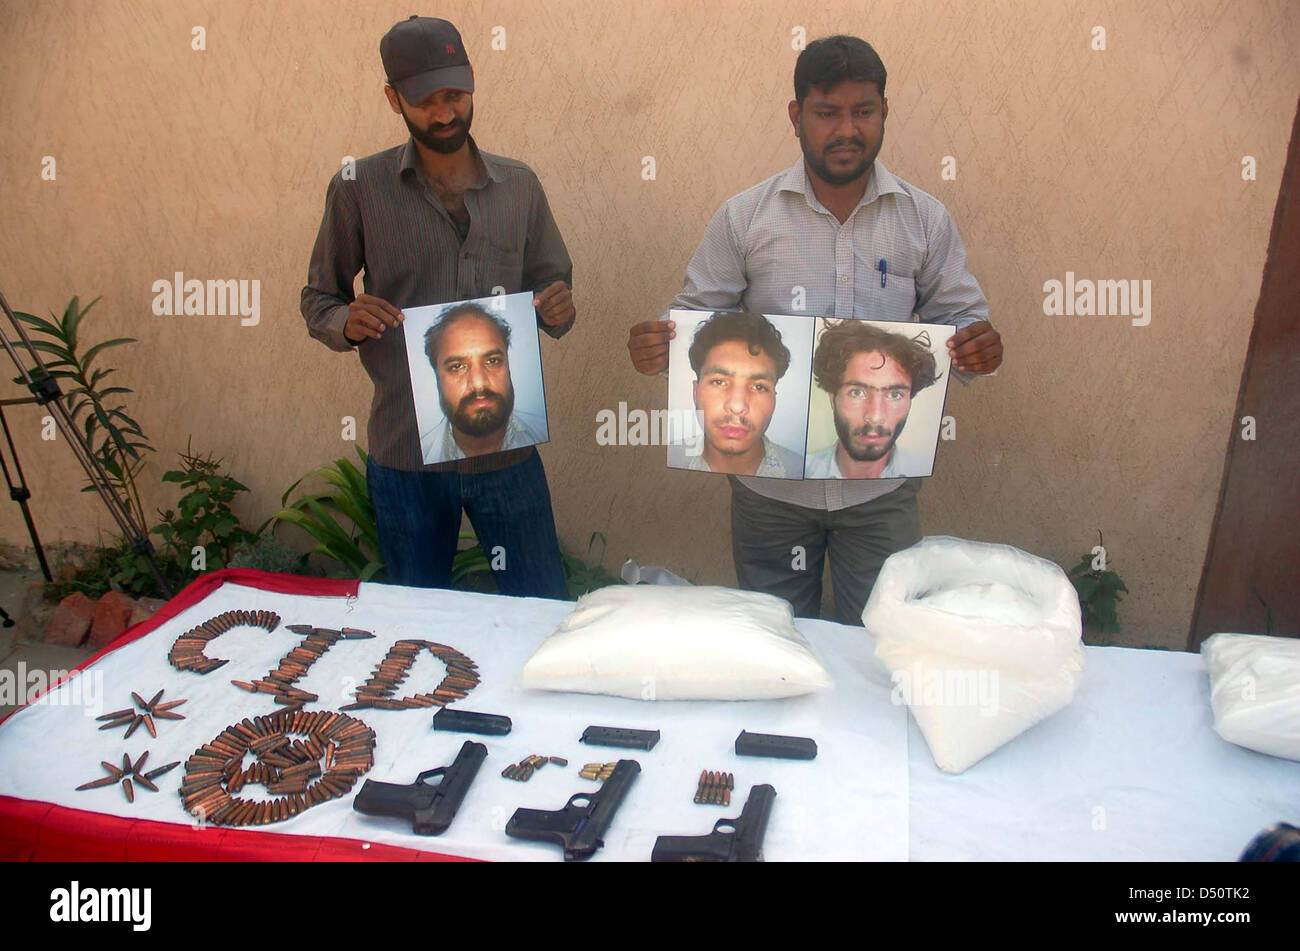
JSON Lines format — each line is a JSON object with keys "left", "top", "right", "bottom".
{"left": 143, "top": 761, "right": 180, "bottom": 781}
{"left": 209, "top": 802, "right": 238, "bottom": 825}
{"left": 76, "top": 776, "right": 120, "bottom": 791}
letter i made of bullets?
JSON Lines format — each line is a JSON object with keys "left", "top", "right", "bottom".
{"left": 694, "top": 770, "right": 733, "bottom": 805}
{"left": 502, "top": 754, "right": 566, "bottom": 781}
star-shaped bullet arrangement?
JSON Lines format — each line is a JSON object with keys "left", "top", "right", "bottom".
{"left": 96, "top": 689, "right": 188, "bottom": 738}
{"left": 75, "top": 751, "right": 181, "bottom": 803}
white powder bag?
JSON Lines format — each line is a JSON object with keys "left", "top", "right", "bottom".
{"left": 1202, "top": 632, "right": 1300, "bottom": 762}
{"left": 862, "top": 536, "right": 1086, "bottom": 773}
{"left": 520, "top": 584, "right": 833, "bottom": 700}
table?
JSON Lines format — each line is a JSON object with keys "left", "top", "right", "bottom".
{"left": 1, "top": 569, "right": 1295, "bottom": 861}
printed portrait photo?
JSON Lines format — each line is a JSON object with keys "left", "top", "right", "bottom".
{"left": 667, "top": 309, "right": 813, "bottom": 479}
{"left": 804, "top": 318, "right": 955, "bottom": 479}
{"left": 402, "top": 292, "right": 549, "bottom": 464}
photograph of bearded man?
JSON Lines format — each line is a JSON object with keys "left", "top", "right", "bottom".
{"left": 804, "top": 319, "right": 952, "bottom": 479}
{"left": 406, "top": 293, "right": 549, "bottom": 464}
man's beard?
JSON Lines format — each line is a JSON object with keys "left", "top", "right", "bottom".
{"left": 403, "top": 102, "right": 473, "bottom": 154}
{"left": 835, "top": 413, "right": 906, "bottom": 462}
{"left": 443, "top": 383, "right": 513, "bottom": 438}
{"left": 800, "top": 116, "right": 879, "bottom": 186}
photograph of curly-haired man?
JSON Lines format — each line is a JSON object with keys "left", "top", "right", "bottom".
{"left": 804, "top": 318, "right": 955, "bottom": 479}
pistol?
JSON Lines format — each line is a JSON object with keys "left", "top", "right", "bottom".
{"left": 651, "top": 784, "right": 776, "bottom": 862}
{"left": 352, "top": 740, "right": 486, "bottom": 835}
{"left": 505, "top": 759, "right": 640, "bottom": 860}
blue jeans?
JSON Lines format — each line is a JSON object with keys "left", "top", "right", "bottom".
{"left": 366, "top": 451, "right": 569, "bottom": 599}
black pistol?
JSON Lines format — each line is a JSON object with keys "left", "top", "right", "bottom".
{"left": 651, "top": 784, "right": 776, "bottom": 862}
{"left": 352, "top": 740, "right": 486, "bottom": 835}
{"left": 505, "top": 759, "right": 641, "bottom": 860}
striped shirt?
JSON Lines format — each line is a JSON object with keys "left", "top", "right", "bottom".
{"left": 301, "top": 135, "right": 573, "bottom": 473}
{"left": 664, "top": 158, "right": 990, "bottom": 511}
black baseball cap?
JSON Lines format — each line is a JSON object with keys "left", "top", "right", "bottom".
{"left": 380, "top": 16, "right": 474, "bottom": 103}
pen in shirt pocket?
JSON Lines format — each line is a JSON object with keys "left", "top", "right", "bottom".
{"left": 878, "top": 258, "right": 888, "bottom": 288}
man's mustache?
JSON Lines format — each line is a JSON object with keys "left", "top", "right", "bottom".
{"left": 712, "top": 415, "right": 754, "bottom": 432}
{"left": 851, "top": 424, "right": 892, "bottom": 438}
{"left": 827, "top": 137, "right": 866, "bottom": 151}
{"left": 459, "top": 389, "right": 506, "bottom": 411}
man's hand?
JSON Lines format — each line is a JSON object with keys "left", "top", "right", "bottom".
{"left": 946, "top": 320, "right": 1003, "bottom": 374}
{"left": 534, "top": 281, "right": 575, "bottom": 328}
{"left": 345, "top": 294, "right": 404, "bottom": 343}
{"left": 627, "top": 319, "right": 676, "bottom": 375}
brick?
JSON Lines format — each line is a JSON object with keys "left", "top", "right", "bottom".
{"left": 89, "top": 590, "right": 137, "bottom": 649}
{"left": 45, "top": 592, "right": 96, "bottom": 647}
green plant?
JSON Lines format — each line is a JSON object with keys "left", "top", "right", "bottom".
{"left": 263, "top": 447, "right": 385, "bottom": 581}
{"left": 152, "top": 438, "right": 258, "bottom": 574}
{"left": 563, "top": 531, "right": 623, "bottom": 600}
{"left": 1067, "top": 531, "right": 1129, "bottom": 634}
{"left": 452, "top": 533, "right": 493, "bottom": 588}
{"left": 228, "top": 537, "right": 320, "bottom": 576}
{"left": 44, "top": 536, "right": 182, "bottom": 602}
{"left": 264, "top": 447, "right": 497, "bottom": 585}
{"left": 12, "top": 296, "right": 153, "bottom": 529}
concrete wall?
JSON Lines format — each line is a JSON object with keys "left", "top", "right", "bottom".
{"left": 2, "top": 0, "right": 1297, "bottom": 648}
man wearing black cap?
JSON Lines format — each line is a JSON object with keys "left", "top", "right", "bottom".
{"left": 301, "top": 16, "right": 576, "bottom": 598}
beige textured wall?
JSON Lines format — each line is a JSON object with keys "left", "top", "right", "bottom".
{"left": 2, "top": 0, "right": 1297, "bottom": 648}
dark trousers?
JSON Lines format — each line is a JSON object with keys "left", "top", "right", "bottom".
{"left": 366, "top": 451, "right": 568, "bottom": 599}
{"left": 729, "top": 478, "right": 922, "bottom": 625}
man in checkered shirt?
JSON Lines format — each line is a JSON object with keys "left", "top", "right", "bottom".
{"left": 627, "top": 35, "right": 1004, "bottom": 625}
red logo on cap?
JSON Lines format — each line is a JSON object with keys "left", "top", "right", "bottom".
{"left": 445, "top": 44, "right": 456, "bottom": 54}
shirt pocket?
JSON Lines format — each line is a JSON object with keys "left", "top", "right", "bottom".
{"left": 483, "top": 237, "right": 524, "bottom": 293}
{"left": 860, "top": 268, "right": 917, "bottom": 322}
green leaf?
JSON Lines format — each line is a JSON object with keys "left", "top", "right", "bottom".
{"left": 1072, "top": 574, "right": 1100, "bottom": 602}
{"left": 23, "top": 339, "right": 76, "bottom": 361}
{"left": 63, "top": 295, "right": 101, "bottom": 351}
{"left": 13, "top": 310, "right": 63, "bottom": 338}
{"left": 334, "top": 456, "right": 368, "bottom": 500}
{"left": 81, "top": 337, "right": 136, "bottom": 372}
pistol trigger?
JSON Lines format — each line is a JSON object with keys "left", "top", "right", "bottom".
{"left": 416, "top": 766, "right": 448, "bottom": 786}
{"left": 713, "top": 820, "right": 737, "bottom": 835}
